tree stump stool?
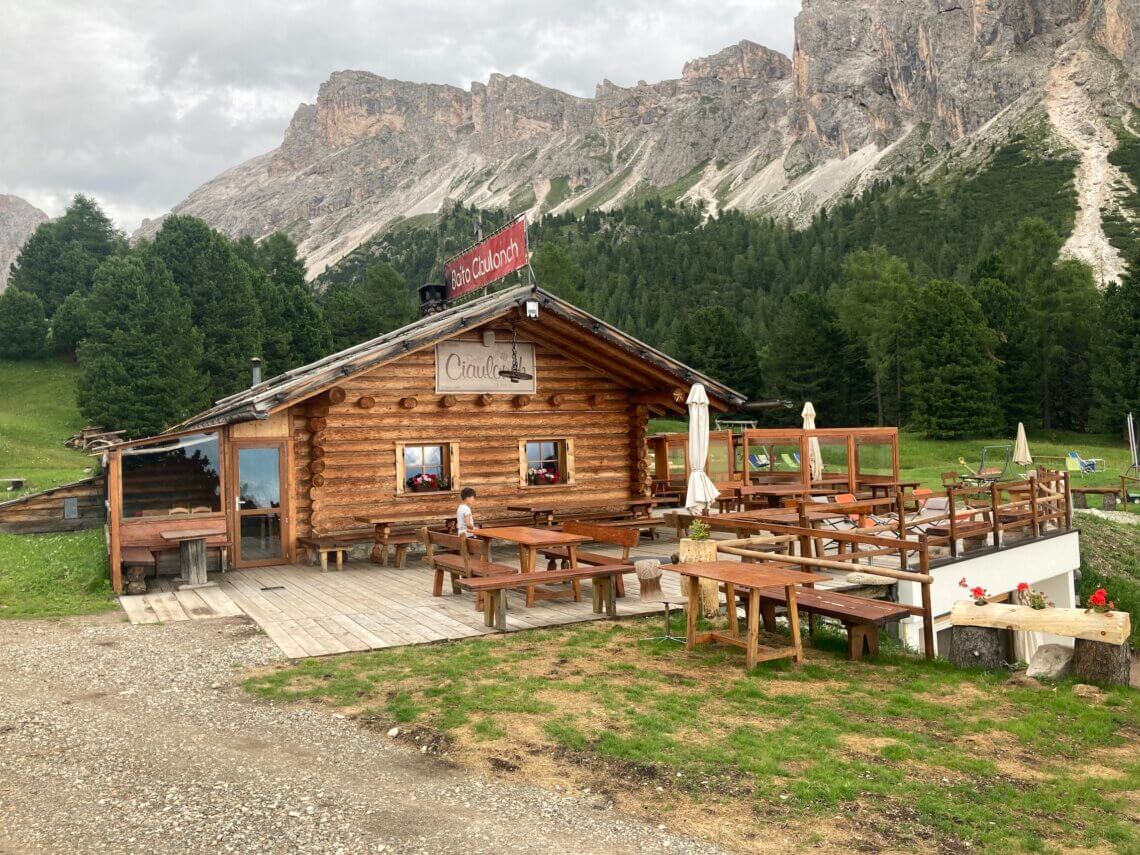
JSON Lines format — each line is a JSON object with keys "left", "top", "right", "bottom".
{"left": 950, "top": 625, "right": 1006, "bottom": 670}
{"left": 1072, "top": 638, "right": 1131, "bottom": 686}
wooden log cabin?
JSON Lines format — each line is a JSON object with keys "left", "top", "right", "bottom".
{"left": 104, "top": 285, "right": 745, "bottom": 592}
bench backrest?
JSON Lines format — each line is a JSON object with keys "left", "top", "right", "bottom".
{"left": 420, "top": 526, "right": 488, "bottom": 570}
{"left": 562, "top": 520, "right": 640, "bottom": 552}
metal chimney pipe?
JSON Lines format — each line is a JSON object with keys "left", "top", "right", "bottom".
{"left": 250, "top": 357, "right": 262, "bottom": 387}
{"left": 418, "top": 283, "right": 448, "bottom": 317}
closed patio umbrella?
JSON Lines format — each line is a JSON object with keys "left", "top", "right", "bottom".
{"left": 801, "top": 401, "right": 823, "bottom": 481}
{"left": 1013, "top": 422, "right": 1032, "bottom": 468}
{"left": 685, "top": 384, "right": 720, "bottom": 512}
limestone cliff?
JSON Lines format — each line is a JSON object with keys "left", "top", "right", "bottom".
{"left": 138, "top": 0, "right": 1140, "bottom": 282}
{"left": 0, "top": 195, "right": 49, "bottom": 292}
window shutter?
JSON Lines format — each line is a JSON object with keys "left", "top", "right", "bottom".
{"left": 565, "top": 438, "right": 576, "bottom": 484}
{"left": 395, "top": 443, "right": 406, "bottom": 495}
{"left": 449, "top": 442, "right": 460, "bottom": 489}
{"left": 518, "top": 440, "right": 528, "bottom": 486}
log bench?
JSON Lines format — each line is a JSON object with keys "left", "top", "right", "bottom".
{"left": 457, "top": 564, "right": 632, "bottom": 630}
{"left": 1070, "top": 485, "right": 1122, "bottom": 511}
{"left": 752, "top": 586, "right": 912, "bottom": 660}
{"left": 297, "top": 535, "right": 356, "bottom": 572}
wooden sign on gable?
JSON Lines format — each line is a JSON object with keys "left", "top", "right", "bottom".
{"left": 435, "top": 340, "right": 537, "bottom": 394}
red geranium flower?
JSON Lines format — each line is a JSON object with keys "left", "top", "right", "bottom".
{"left": 1017, "top": 582, "right": 1030, "bottom": 592}
{"left": 970, "top": 586, "right": 986, "bottom": 599}
{"left": 1088, "top": 588, "right": 1107, "bottom": 607}
{"left": 958, "top": 577, "right": 968, "bottom": 588}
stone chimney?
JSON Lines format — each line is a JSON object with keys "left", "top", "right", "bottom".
{"left": 250, "top": 357, "right": 262, "bottom": 387}
{"left": 418, "top": 283, "right": 447, "bottom": 317}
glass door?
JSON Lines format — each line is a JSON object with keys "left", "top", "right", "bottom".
{"left": 232, "top": 440, "right": 289, "bottom": 567}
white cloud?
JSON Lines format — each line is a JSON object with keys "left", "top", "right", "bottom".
{"left": 0, "top": 0, "right": 799, "bottom": 231}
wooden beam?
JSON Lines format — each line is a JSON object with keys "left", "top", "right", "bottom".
{"left": 327, "top": 386, "right": 347, "bottom": 405}
{"left": 400, "top": 396, "right": 418, "bottom": 410}
{"left": 357, "top": 396, "right": 376, "bottom": 409}
{"left": 439, "top": 395, "right": 458, "bottom": 408}
{"left": 950, "top": 602, "right": 1130, "bottom": 645}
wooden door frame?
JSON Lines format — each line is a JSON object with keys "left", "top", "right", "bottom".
{"left": 229, "top": 436, "right": 294, "bottom": 568}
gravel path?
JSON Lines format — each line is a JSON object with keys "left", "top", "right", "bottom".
{"left": 0, "top": 614, "right": 725, "bottom": 855}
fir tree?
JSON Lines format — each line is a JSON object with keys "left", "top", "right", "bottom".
{"left": 151, "top": 216, "right": 263, "bottom": 400}
{"left": 674, "top": 305, "right": 762, "bottom": 400}
{"left": 49, "top": 289, "right": 90, "bottom": 356}
{"left": 77, "top": 253, "right": 208, "bottom": 437}
{"left": 904, "top": 280, "right": 1002, "bottom": 438}
{"left": 8, "top": 194, "right": 124, "bottom": 315}
{"left": 1089, "top": 248, "right": 1140, "bottom": 432}
{"left": 323, "top": 261, "right": 417, "bottom": 350}
{"left": 0, "top": 289, "right": 48, "bottom": 359}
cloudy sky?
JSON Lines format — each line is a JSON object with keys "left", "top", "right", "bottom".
{"left": 0, "top": 1, "right": 799, "bottom": 232}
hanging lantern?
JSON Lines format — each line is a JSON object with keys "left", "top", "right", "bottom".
{"left": 498, "top": 321, "right": 533, "bottom": 383}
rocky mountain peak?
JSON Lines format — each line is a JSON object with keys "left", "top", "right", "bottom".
{"left": 141, "top": 0, "right": 1140, "bottom": 282}
{"left": 0, "top": 195, "right": 49, "bottom": 292}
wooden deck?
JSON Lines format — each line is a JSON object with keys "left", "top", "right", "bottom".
{"left": 120, "top": 537, "right": 687, "bottom": 658}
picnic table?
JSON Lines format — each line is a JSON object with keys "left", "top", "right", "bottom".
{"left": 506, "top": 498, "right": 656, "bottom": 528}
{"left": 858, "top": 479, "right": 920, "bottom": 498}
{"left": 740, "top": 484, "right": 839, "bottom": 508}
{"left": 663, "top": 560, "right": 829, "bottom": 668}
{"left": 160, "top": 527, "right": 217, "bottom": 587}
{"left": 471, "top": 526, "right": 592, "bottom": 607}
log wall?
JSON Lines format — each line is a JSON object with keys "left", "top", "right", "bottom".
{"left": 293, "top": 330, "right": 647, "bottom": 537}
{"left": 0, "top": 476, "right": 105, "bottom": 534}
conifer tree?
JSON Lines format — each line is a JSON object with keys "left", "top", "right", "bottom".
{"left": 77, "top": 253, "right": 208, "bottom": 437}
{"left": 8, "top": 194, "right": 124, "bottom": 315}
{"left": 674, "top": 305, "right": 762, "bottom": 401}
{"left": 151, "top": 216, "right": 263, "bottom": 400}
{"left": 0, "top": 289, "right": 48, "bottom": 359}
{"left": 1089, "top": 248, "right": 1140, "bottom": 433}
{"left": 904, "top": 280, "right": 1002, "bottom": 438}
{"left": 323, "top": 261, "right": 416, "bottom": 351}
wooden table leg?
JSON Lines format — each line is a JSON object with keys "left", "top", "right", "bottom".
{"left": 725, "top": 582, "right": 739, "bottom": 637}
{"left": 786, "top": 584, "right": 804, "bottom": 664}
{"left": 603, "top": 577, "right": 617, "bottom": 617}
{"left": 746, "top": 589, "right": 760, "bottom": 669}
{"left": 370, "top": 523, "right": 389, "bottom": 565}
{"left": 685, "top": 575, "right": 699, "bottom": 650}
{"left": 494, "top": 589, "right": 507, "bottom": 630}
{"left": 568, "top": 543, "right": 581, "bottom": 602}
{"left": 521, "top": 544, "right": 537, "bottom": 607}
{"left": 182, "top": 537, "right": 207, "bottom": 586}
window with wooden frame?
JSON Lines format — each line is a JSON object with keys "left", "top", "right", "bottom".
{"left": 519, "top": 438, "right": 574, "bottom": 486}
{"left": 395, "top": 441, "right": 460, "bottom": 495}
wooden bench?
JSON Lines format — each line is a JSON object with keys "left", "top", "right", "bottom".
{"left": 297, "top": 535, "right": 357, "bottom": 572}
{"left": 752, "top": 586, "right": 912, "bottom": 660}
{"left": 121, "top": 546, "right": 157, "bottom": 594}
{"left": 421, "top": 528, "right": 516, "bottom": 609}
{"left": 1070, "top": 485, "right": 1122, "bottom": 510}
{"left": 457, "top": 564, "right": 632, "bottom": 630}
{"left": 539, "top": 520, "right": 642, "bottom": 597}
{"left": 1, "top": 477, "right": 26, "bottom": 491}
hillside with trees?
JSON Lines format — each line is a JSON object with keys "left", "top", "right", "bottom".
{"left": 1, "top": 130, "right": 1134, "bottom": 440}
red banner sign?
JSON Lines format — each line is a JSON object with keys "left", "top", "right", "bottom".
{"left": 444, "top": 217, "right": 528, "bottom": 301}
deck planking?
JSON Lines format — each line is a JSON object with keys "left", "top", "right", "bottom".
{"left": 116, "top": 537, "right": 733, "bottom": 658}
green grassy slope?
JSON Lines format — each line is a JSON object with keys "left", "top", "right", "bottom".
{"left": 0, "top": 359, "right": 92, "bottom": 493}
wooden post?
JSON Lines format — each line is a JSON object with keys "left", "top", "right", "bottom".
{"left": 327, "top": 386, "right": 347, "bottom": 404}
{"left": 181, "top": 538, "right": 208, "bottom": 586}
{"left": 1057, "top": 469, "right": 1067, "bottom": 528}
{"left": 948, "top": 486, "right": 958, "bottom": 558}
{"left": 990, "top": 483, "right": 1002, "bottom": 549}
{"left": 919, "top": 545, "right": 934, "bottom": 659}
{"left": 895, "top": 490, "right": 907, "bottom": 570}
{"left": 679, "top": 537, "right": 719, "bottom": 617}
{"left": 1028, "top": 475, "right": 1040, "bottom": 537}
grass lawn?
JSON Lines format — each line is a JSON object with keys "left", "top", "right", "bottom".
{"left": 246, "top": 619, "right": 1140, "bottom": 853}
{"left": 1079, "top": 514, "right": 1140, "bottom": 645}
{"left": 0, "top": 528, "right": 115, "bottom": 618}
{"left": 0, "top": 358, "right": 92, "bottom": 494}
